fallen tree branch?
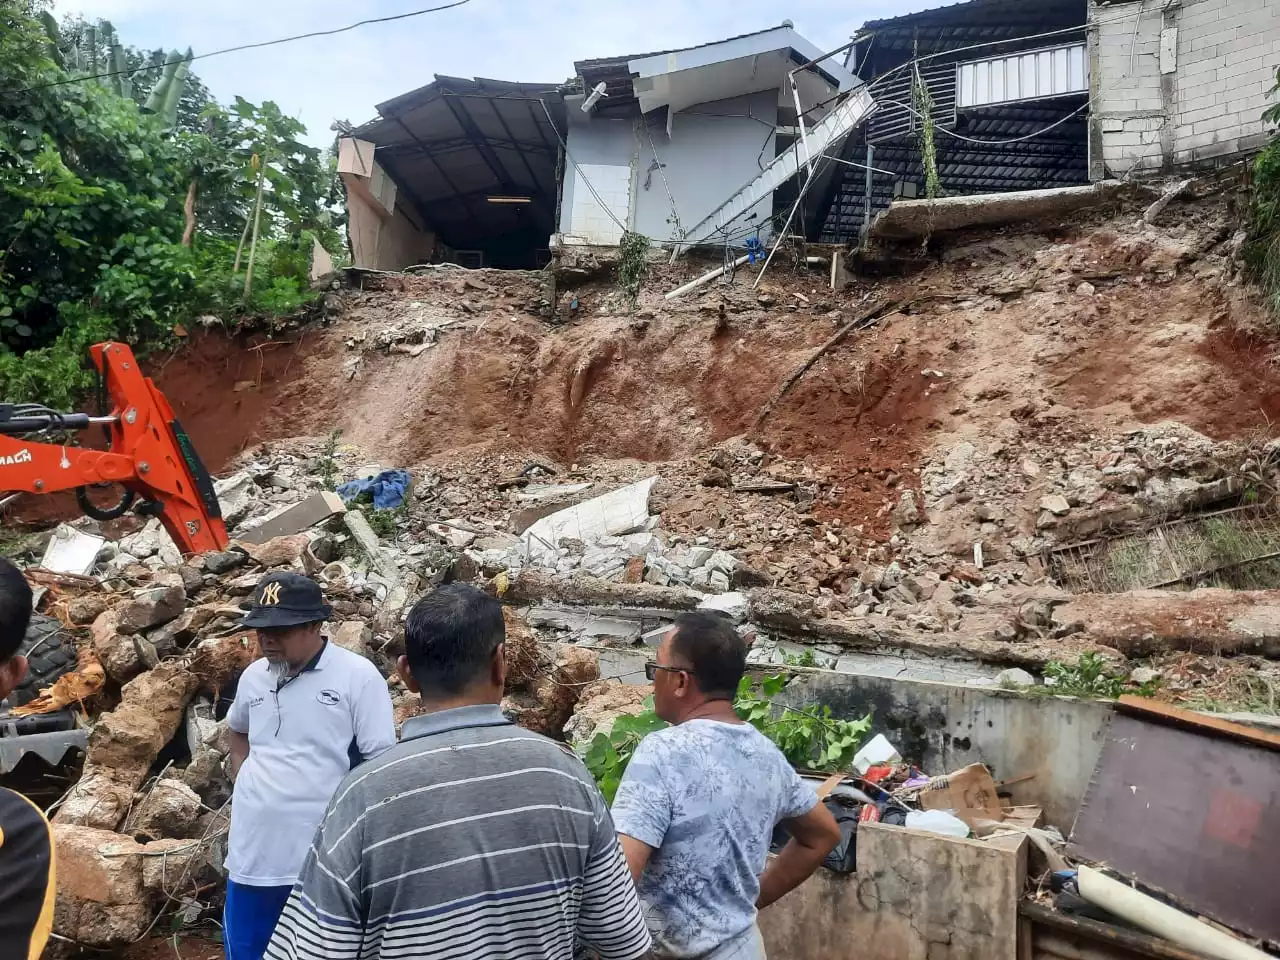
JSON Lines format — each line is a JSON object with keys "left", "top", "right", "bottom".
{"left": 754, "top": 298, "right": 904, "bottom": 430}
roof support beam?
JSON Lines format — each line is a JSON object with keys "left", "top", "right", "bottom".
{"left": 437, "top": 89, "right": 553, "bottom": 226}
{"left": 481, "top": 97, "right": 547, "bottom": 196}
{"left": 390, "top": 116, "right": 487, "bottom": 224}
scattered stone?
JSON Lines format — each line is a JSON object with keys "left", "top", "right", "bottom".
{"left": 204, "top": 550, "right": 247, "bottom": 574}
{"left": 244, "top": 534, "right": 311, "bottom": 568}
{"left": 1039, "top": 494, "right": 1071, "bottom": 516}
{"left": 997, "top": 667, "right": 1036, "bottom": 687}
{"left": 332, "top": 621, "right": 372, "bottom": 658}
{"left": 68, "top": 594, "right": 110, "bottom": 626}
{"left": 698, "top": 591, "right": 749, "bottom": 623}
{"left": 115, "top": 585, "right": 186, "bottom": 636}
{"left": 1076, "top": 281, "right": 1096, "bottom": 296}
{"left": 1129, "top": 666, "right": 1161, "bottom": 685}
{"left": 127, "top": 778, "right": 201, "bottom": 842}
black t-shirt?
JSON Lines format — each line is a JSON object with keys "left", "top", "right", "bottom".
{"left": 0, "top": 786, "right": 54, "bottom": 960}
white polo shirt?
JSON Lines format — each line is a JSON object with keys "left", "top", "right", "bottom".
{"left": 225, "top": 639, "right": 396, "bottom": 887}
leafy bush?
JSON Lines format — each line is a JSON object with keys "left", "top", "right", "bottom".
{"left": 0, "top": 4, "right": 340, "bottom": 407}
{"left": 582, "top": 674, "right": 873, "bottom": 803}
{"left": 1248, "top": 67, "right": 1280, "bottom": 317}
{"left": 1042, "top": 653, "right": 1125, "bottom": 699}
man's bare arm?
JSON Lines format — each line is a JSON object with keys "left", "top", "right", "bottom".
{"left": 618, "top": 833, "right": 655, "bottom": 885}
{"left": 227, "top": 729, "right": 250, "bottom": 780}
{"left": 756, "top": 803, "right": 841, "bottom": 910}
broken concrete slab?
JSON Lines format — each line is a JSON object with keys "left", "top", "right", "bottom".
{"left": 40, "top": 524, "right": 106, "bottom": 576}
{"left": 698, "top": 591, "right": 749, "bottom": 623}
{"left": 524, "top": 477, "right": 657, "bottom": 562}
{"left": 332, "top": 620, "right": 372, "bottom": 657}
{"left": 214, "top": 471, "right": 258, "bottom": 527}
{"left": 53, "top": 824, "right": 153, "bottom": 946}
{"left": 238, "top": 490, "right": 346, "bottom": 544}
{"left": 115, "top": 584, "right": 186, "bottom": 635}
{"left": 869, "top": 182, "right": 1133, "bottom": 242}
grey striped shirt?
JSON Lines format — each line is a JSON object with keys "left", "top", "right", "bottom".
{"left": 264, "top": 703, "right": 652, "bottom": 960}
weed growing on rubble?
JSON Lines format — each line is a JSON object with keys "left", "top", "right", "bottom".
{"left": 1248, "top": 68, "right": 1280, "bottom": 318}
{"left": 1043, "top": 653, "right": 1126, "bottom": 699}
{"left": 366, "top": 506, "right": 405, "bottom": 539}
{"left": 616, "top": 231, "right": 651, "bottom": 307}
{"left": 314, "top": 430, "right": 342, "bottom": 490}
{"left": 582, "top": 674, "right": 872, "bottom": 803}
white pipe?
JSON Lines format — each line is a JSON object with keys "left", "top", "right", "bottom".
{"left": 790, "top": 75, "right": 814, "bottom": 177}
{"left": 1076, "top": 866, "right": 1271, "bottom": 960}
{"left": 664, "top": 254, "right": 751, "bottom": 300}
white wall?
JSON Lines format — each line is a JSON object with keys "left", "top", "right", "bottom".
{"left": 560, "top": 119, "right": 633, "bottom": 245}
{"left": 558, "top": 91, "right": 779, "bottom": 247}
{"left": 633, "top": 92, "right": 778, "bottom": 244}
{"left": 1092, "top": 0, "right": 1280, "bottom": 176}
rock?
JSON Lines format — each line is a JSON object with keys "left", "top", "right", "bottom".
{"left": 993, "top": 622, "right": 1019, "bottom": 642}
{"left": 177, "top": 564, "right": 205, "bottom": 596}
{"left": 115, "top": 585, "right": 186, "bottom": 636}
{"left": 1129, "top": 666, "right": 1161, "bottom": 685}
{"left": 505, "top": 644, "right": 600, "bottom": 738}
{"left": 214, "top": 471, "right": 258, "bottom": 526}
{"left": 52, "top": 824, "right": 151, "bottom": 946}
{"left": 1076, "top": 281, "right": 1096, "bottom": 296}
{"left": 563, "top": 680, "right": 653, "bottom": 746}
{"left": 56, "top": 662, "right": 201, "bottom": 830}
{"left": 701, "top": 467, "right": 733, "bottom": 489}
{"left": 91, "top": 610, "right": 144, "bottom": 683}
{"left": 245, "top": 534, "right": 311, "bottom": 568}
{"left": 68, "top": 594, "right": 110, "bottom": 626}
{"left": 203, "top": 550, "right": 247, "bottom": 574}
{"left": 332, "top": 621, "right": 372, "bottom": 658}
{"left": 140, "top": 836, "right": 212, "bottom": 895}
{"left": 1039, "top": 495, "right": 1071, "bottom": 516}
{"left": 710, "top": 570, "right": 731, "bottom": 592}
{"left": 698, "top": 591, "right": 749, "bottom": 623}
{"left": 147, "top": 605, "right": 217, "bottom": 653}
{"left": 997, "top": 667, "right": 1036, "bottom": 687}
{"left": 127, "top": 778, "right": 201, "bottom": 842}
{"left": 892, "top": 490, "right": 922, "bottom": 530}
{"left": 1018, "top": 599, "right": 1056, "bottom": 629}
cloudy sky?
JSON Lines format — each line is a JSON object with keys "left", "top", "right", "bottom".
{"left": 50, "top": 0, "right": 934, "bottom": 143}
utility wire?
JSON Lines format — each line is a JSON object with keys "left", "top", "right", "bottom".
{"left": 16, "top": 0, "right": 473, "bottom": 94}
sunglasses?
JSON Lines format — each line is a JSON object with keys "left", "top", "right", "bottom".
{"left": 645, "top": 662, "right": 691, "bottom": 681}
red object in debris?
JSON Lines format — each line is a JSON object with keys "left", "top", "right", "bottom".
{"left": 862, "top": 763, "right": 893, "bottom": 784}
{"left": 859, "top": 804, "right": 881, "bottom": 823}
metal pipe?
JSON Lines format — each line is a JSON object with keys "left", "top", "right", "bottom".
{"left": 863, "top": 143, "right": 875, "bottom": 235}
{"left": 0, "top": 493, "right": 20, "bottom": 511}
{"left": 753, "top": 162, "right": 826, "bottom": 290}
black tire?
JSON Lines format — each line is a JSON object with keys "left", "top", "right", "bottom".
{"left": 4, "top": 615, "right": 76, "bottom": 709}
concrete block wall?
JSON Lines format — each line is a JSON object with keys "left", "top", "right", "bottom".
{"left": 1091, "top": 0, "right": 1280, "bottom": 177}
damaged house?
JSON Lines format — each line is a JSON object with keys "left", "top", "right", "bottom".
{"left": 337, "top": 1, "right": 1280, "bottom": 266}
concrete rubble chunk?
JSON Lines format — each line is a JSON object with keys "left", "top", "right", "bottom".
{"left": 332, "top": 620, "right": 373, "bottom": 658}
{"left": 115, "top": 584, "right": 186, "bottom": 636}
{"left": 244, "top": 533, "right": 311, "bottom": 568}
{"left": 203, "top": 549, "right": 247, "bottom": 574}
{"left": 698, "top": 591, "right": 749, "bottom": 623}
{"left": 214, "top": 471, "right": 258, "bottom": 526}
{"left": 239, "top": 490, "right": 346, "bottom": 544}
{"left": 126, "top": 777, "right": 201, "bottom": 842}
{"left": 91, "top": 609, "right": 144, "bottom": 683}
{"left": 564, "top": 679, "right": 653, "bottom": 746}
{"left": 1039, "top": 494, "right": 1071, "bottom": 516}
{"left": 53, "top": 824, "right": 150, "bottom": 945}
{"left": 68, "top": 593, "right": 110, "bottom": 626}
{"left": 524, "top": 477, "right": 657, "bottom": 563}
{"left": 56, "top": 661, "right": 201, "bottom": 830}
{"left": 997, "top": 667, "right": 1036, "bottom": 687}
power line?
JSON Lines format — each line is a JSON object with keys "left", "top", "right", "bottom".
{"left": 16, "top": 0, "right": 474, "bottom": 94}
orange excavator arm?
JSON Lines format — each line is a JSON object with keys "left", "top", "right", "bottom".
{"left": 0, "top": 342, "right": 228, "bottom": 554}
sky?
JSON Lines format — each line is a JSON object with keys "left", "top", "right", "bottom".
{"left": 49, "top": 0, "right": 936, "bottom": 144}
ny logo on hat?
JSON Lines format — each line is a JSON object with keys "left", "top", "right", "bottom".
{"left": 261, "top": 582, "right": 283, "bottom": 606}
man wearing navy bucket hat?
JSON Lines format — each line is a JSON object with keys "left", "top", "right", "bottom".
{"left": 222, "top": 571, "right": 395, "bottom": 960}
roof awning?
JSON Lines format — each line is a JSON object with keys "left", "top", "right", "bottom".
{"left": 353, "top": 77, "right": 567, "bottom": 254}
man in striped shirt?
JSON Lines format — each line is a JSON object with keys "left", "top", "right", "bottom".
{"left": 265, "top": 583, "right": 652, "bottom": 960}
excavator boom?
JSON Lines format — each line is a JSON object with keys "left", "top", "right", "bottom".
{"left": 0, "top": 342, "right": 228, "bottom": 554}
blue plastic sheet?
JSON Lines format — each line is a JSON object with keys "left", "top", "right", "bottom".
{"left": 336, "top": 469, "right": 411, "bottom": 510}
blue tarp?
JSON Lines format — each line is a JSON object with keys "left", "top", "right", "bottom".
{"left": 336, "top": 469, "right": 411, "bottom": 510}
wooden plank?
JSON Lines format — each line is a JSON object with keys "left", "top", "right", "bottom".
{"left": 1115, "top": 696, "right": 1280, "bottom": 753}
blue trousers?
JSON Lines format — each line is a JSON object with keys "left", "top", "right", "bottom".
{"left": 224, "top": 880, "right": 293, "bottom": 960}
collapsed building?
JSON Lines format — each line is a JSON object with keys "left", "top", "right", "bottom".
{"left": 337, "top": 0, "right": 1280, "bottom": 268}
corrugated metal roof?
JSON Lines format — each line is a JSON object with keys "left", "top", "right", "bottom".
{"left": 353, "top": 76, "right": 566, "bottom": 262}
